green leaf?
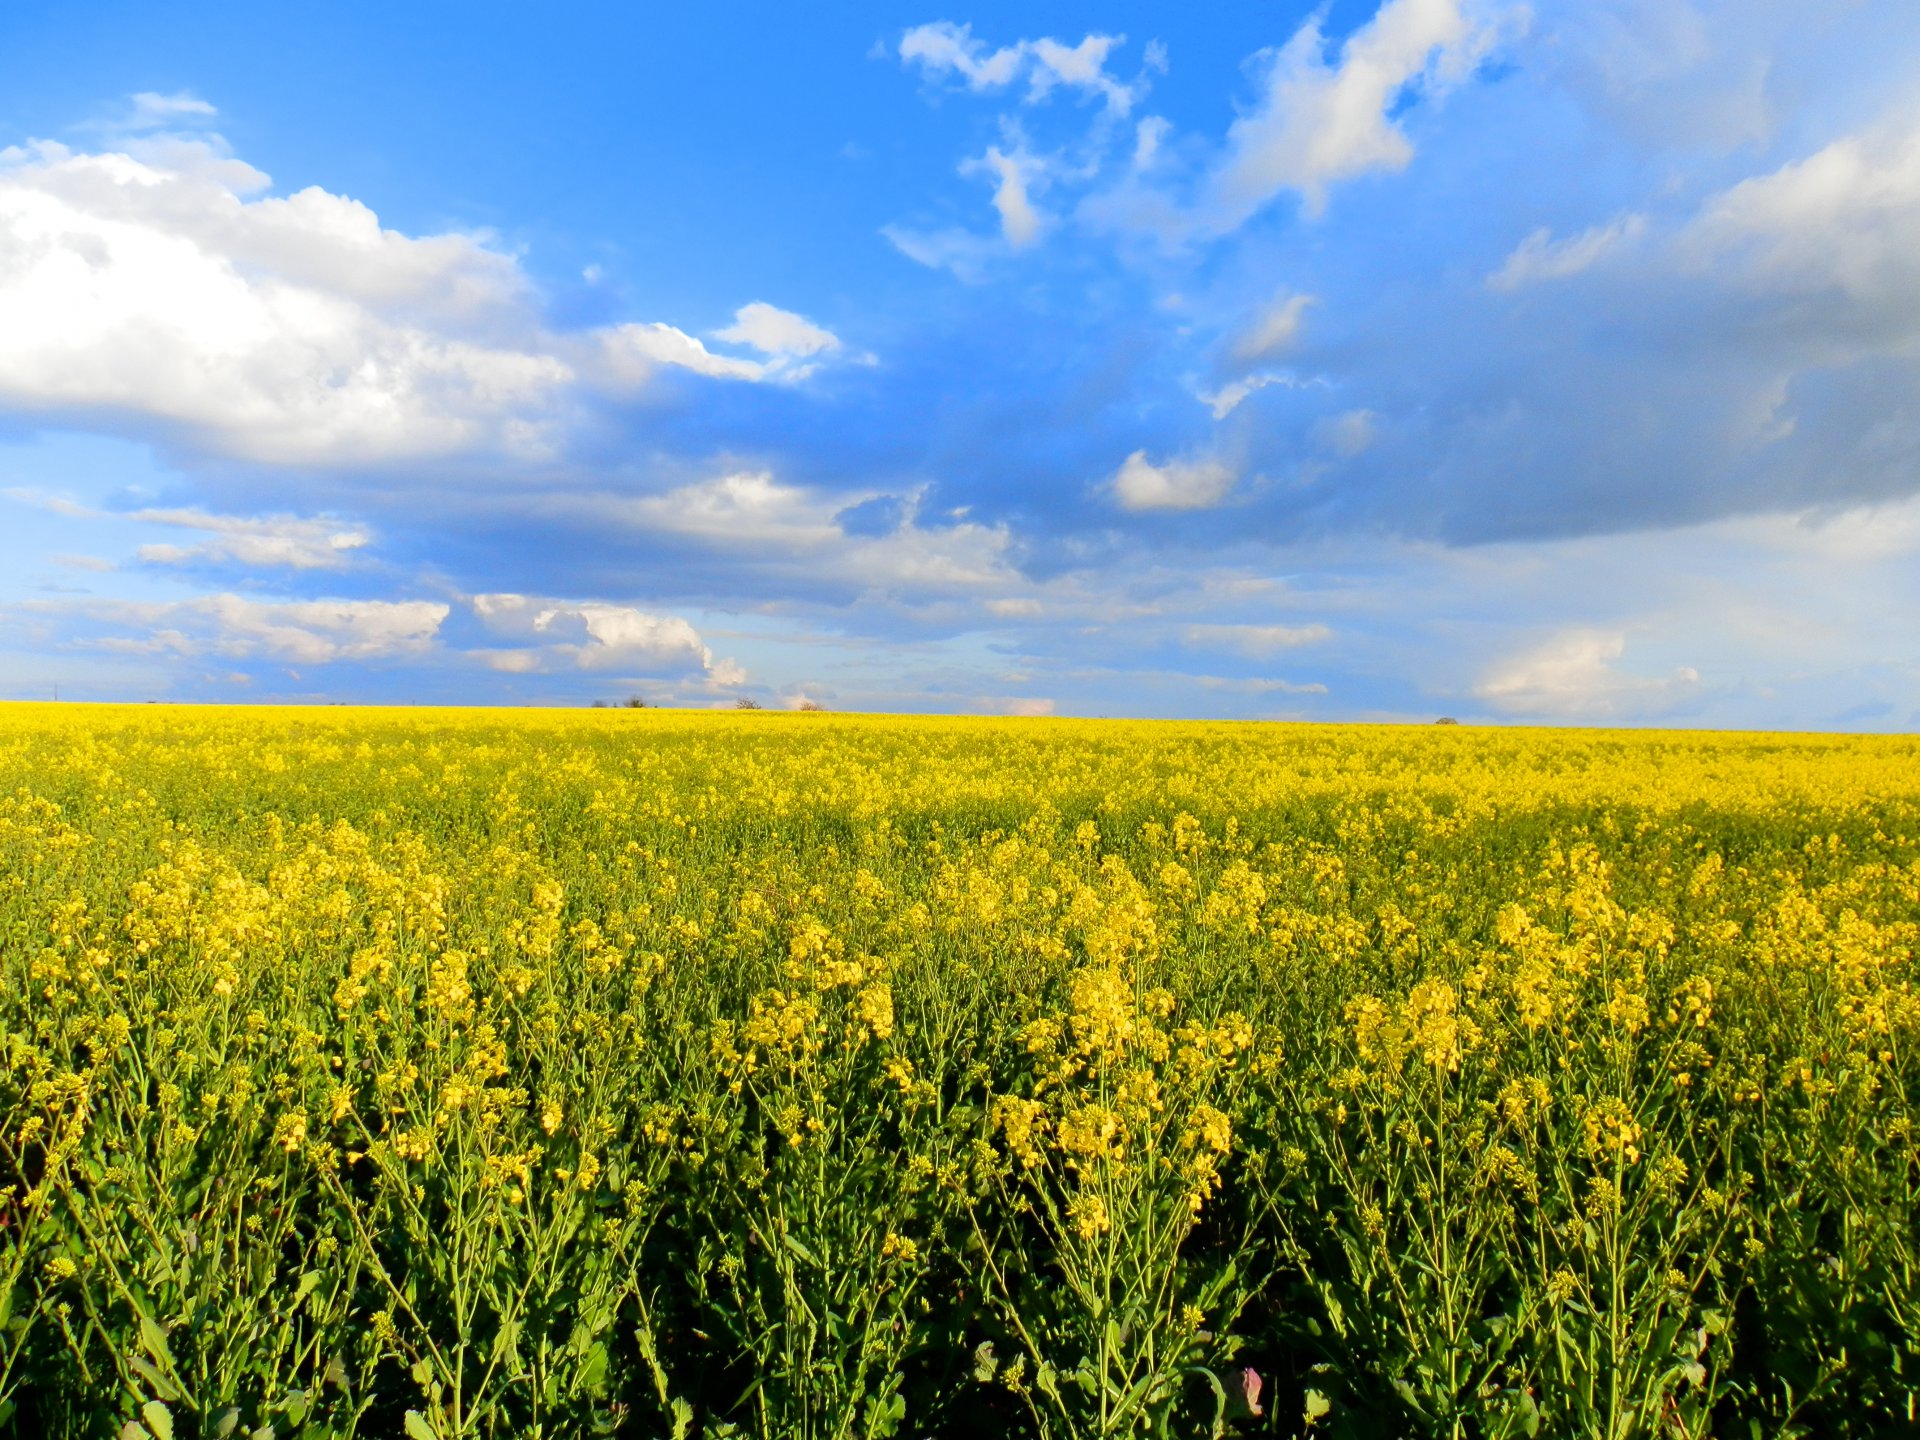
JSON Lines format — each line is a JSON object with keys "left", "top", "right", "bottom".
{"left": 141, "top": 1399, "right": 175, "bottom": 1440}
{"left": 1304, "top": 1388, "right": 1333, "bottom": 1424}
{"left": 404, "top": 1411, "right": 436, "bottom": 1440}
{"left": 135, "top": 1311, "right": 185, "bottom": 1399}
{"left": 1515, "top": 1389, "right": 1541, "bottom": 1438}
{"left": 490, "top": 1317, "right": 522, "bottom": 1369}
{"left": 215, "top": 1408, "right": 241, "bottom": 1438}
{"left": 129, "top": 1357, "right": 180, "bottom": 1402}
{"left": 863, "top": 1390, "right": 907, "bottom": 1438}
{"left": 669, "top": 1398, "right": 694, "bottom": 1440}
{"left": 637, "top": 1319, "right": 672, "bottom": 1406}
{"left": 971, "top": 1341, "right": 1000, "bottom": 1383}
{"left": 579, "top": 1339, "right": 610, "bottom": 1394}
{"left": 138, "top": 1314, "right": 173, "bottom": 1364}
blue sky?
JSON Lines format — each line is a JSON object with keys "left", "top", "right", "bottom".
{"left": 2, "top": 0, "right": 1917, "bottom": 725}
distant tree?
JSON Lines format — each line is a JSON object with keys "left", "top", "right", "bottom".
{"left": 735, "top": 696, "right": 762, "bottom": 710}
{"left": 1435, "top": 716, "right": 1460, "bottom": 725}
{"left": 624, "top": 695, "right": 647, "bottom": 709}
{"left": 797, "top": 699, "right": 823, "bottom": 712}
{"left": 591, "top": 699, "right": 609, "bottom": 709}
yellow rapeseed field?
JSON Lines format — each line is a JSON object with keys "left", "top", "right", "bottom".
{"left": 3, "top": 704, "right": 1917, "bottom": 1439}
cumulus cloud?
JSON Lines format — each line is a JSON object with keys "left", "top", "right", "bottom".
{"left": 1110, "top": 450, "right": 1238, "bottom": 511}
{"left": 608, "top": 470, "right": 1022, "bottom": 595}
{"left": 0, "top": 139, "right": 569, "bottom": 463}
{"left": 899, "top": 23, "right": 1143, "bottom": 115}
{"left": 43, "top": 594, "right": 448, "bottom": 664}
{"left": 593, "top": 323, "right": 771, "bottom": 385}
{"left": 0, "top": 118, "right": 843, "bottom": 467}
{"left": 1475, "top": 628, "right": 1701, "bottom": 719}
{"left": 1488, "top": 214, "right": 1647, "bottom": 290}
{"left": 1209, "top": 0, "right": 1523, "bottom": 223}
{"left": 1682, "top": 124, "right": 1920, "bottom": 341}
{"left": 712, "top": 302, "right": 843, "bottom": 359}
{"left": 469, "top": 594, "right": 737, "bottom": 679}
{"left": 132, "top": 510, "right": 370, "bottom": 569}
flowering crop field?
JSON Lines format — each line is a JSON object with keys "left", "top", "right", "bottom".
{"left": 3, "top": 705, "right": 1918, "bottom": 1440}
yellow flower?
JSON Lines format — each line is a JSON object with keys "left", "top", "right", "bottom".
{"left": 994, "top": 1095, "right": 1048, "bottom": 1169}
{"left": 1056, "top": 1103, "right": 1124, "bottom": 1161}
{"left": 854, "top": 982, "right": 895, "bottom": 1042}
{"left": 1067, "top": 1193, "right": 1111, "bottom": 1240}
{"left": 1186, "top": 1104, "right": 1232, "bottom": 1156}
{"left": 273, "top": 1111, "right": 309, "bottom": 1154}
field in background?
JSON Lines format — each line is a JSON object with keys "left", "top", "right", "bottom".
{"left": 3, "top": 705, "right": 1918, "bottom": 1438}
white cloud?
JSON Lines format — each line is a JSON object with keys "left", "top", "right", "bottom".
{"left": 1131, "top": 116, "right": 1171, "bottom": 171}
{"left": 1719, "top": 497, "right": 1920, "bottom": 566}
{"left": 1682, "top": 125, "right": 1920, "bottom": 330}
{"left": 1231, "top": 291, "right": 1316, "bottom": 362}
{"left": 49, "top": 594, "right": 448, "bottom": 664}
{"left": 0, "top": 138, "right": 571, "bottom": 463}
{"left": 899, "top": 23, "right": 1142, "bottom": 114}
{"left": 132, "top": 509, "right": 370, "bottom": 569}
{"left": 1110, "top": 450, "right": 1238, "bottom": 511}
{"left": 1475, "top": 628, "right": 1700, "bottom": 718}
{"left": 611, "top": 470, "right": 1021, "bottom": 595}
{"left": 594, "top": 323, "right": 770, "bottom": 384}
{"left": 1183, "top": 622, "right": 1332, "bottom": 655}
{"left": 479, "top": 648, "right": 542, "bottom": 673}
{"left": 971, "top": 145, "right": 1045, "bottom": 246}
{"left": 1210, "top": 0, "right": 1522, "bottom": 223}
{"left": 1488, "top": 214, "right": 1647, "bottom": 290}
{"left": 885, "top": 140, "right": 1050, "bottom": 267}
{"left": 1198, "top": 373, "right": 1300, "bottom": 419}
{"left": 470, "top": 593, "right": 734, "bottom": 679}
{"left": 0, "top": 116, "right": 841, "bottom": 467}
{"left": 4, "top": 490, "right": 373, "bottom": 570}
{"left": 129, "top": 92, "right": 218, "bottom": 126}
{"left": 712, "top": 302, "right": 843, "bottom": 359}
